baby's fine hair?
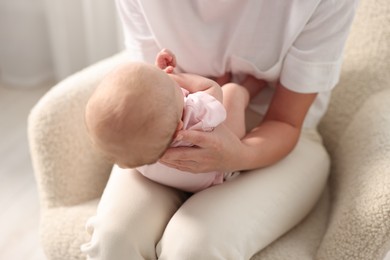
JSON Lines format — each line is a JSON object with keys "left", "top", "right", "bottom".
{"left": 85, "top": 62, "right": 181, "bottom": 167}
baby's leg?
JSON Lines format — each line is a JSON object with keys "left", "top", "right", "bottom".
{"left": 222, "top": 83, "right": 250, "bottom": 139}
{"left": 222, "top": 76, "right": 266, "bottom": 138}
{"left": 81, "top": 165, "right": 188, "bottom": 260}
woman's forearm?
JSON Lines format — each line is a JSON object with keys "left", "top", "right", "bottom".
{"left": 159, "top": 83, "right": 316, "bottom": 174}
{"left": 235, "top": 120, "right": 301, "bottom": 171}
{"left": 231, "top": 82, "right": 317, "bottom": 171}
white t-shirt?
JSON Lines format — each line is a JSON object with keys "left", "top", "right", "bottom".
{"left": 116, "top": 0, "right": 359, "bottom": 128}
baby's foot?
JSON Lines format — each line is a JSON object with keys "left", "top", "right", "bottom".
{"left": 242, "top": 75, "right": 266, "bottom": 99}
{"left": 212, "top": 72, "right": 232, "bottom": 86}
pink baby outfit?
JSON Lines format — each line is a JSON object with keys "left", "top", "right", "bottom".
{"left": 137, "top": 90, "right": 227, "bottom": 193}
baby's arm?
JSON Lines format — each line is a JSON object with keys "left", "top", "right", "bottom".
{"left": 156, "top": 48, "right": 222, "bottom": 102}
{"left": 170, "top": 73, "right": 223, "bottom": 103}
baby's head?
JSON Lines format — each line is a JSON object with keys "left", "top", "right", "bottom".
{"left": 85, "top": 62, "right": 184, "bottom": 168}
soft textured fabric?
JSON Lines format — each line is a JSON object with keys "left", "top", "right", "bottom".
{"left": 137, "top": 90, "right": 228, "bottom": 193}
{"left": 28, "top": 0, "right": 390, "bottom": 258}
{"left": 81, "top": 130, "right": 329, "bottom": 260}
{"left": 115, "top": 0, "right": 359, "bottom": 128}
{"left": 316, "top": 0, "right": 390, "bottom": 257}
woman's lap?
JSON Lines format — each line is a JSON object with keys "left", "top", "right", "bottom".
{"left": 82, "top": 130, "right": 330, "bottom": 260}
{"left": 81, "top": 168, "right": 189, "bottom": 260}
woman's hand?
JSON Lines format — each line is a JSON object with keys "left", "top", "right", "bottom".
{"left": 159, "top": 124, "right": 244, "bottom": 173}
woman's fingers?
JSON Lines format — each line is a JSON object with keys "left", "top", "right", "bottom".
{"left": 159, "top": 146, "right": 206, "bottom": 173}
{"left": 175, "top": 130, "right": 212, "bottom": 148}
{"left": 160, "top": 125, "right": 241, "bottom": 173}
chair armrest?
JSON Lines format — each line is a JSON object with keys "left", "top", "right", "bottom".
{"left": 28, "top": 52, "right": 129, "bottom": 208}
{"left": 316, "top": 89, "right": 390, "bottom": 260}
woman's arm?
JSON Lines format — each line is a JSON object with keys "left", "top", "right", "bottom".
{"left": 239, "top": 82, "right": 317, "bottom": 169}
{"left": 159, "top": 82, "right": 317, "bottom": 173}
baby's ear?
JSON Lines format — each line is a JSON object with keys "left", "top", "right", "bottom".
{"left": 172, "top": 121, "right": 184, "bottom": 140}
{"left": 176, "top": 120, "right": 184, "bottom": 131}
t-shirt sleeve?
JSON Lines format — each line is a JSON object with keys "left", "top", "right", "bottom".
{"left": 280, "top": 0, "right": 359, "bottom": 93}
{"left": 115, "top": 0, "right": 160, "bottom": 63}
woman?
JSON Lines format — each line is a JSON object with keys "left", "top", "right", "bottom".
{"left": 81, "top": 1, "right": 359, "bottom": 259}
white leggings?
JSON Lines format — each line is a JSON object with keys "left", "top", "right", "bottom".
{"left": 81, "top": 129, "right": 329, "bottom": 260}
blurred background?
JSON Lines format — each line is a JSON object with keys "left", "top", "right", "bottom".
{"left": 0, "top": 0, "right": 123, "bottom": 259}
{"left": 0, "top": 0, "right": 123, "bottom": 87}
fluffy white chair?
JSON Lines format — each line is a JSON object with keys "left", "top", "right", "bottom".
{"left": 28, "top": 0, "right": 390, "bottom": 259}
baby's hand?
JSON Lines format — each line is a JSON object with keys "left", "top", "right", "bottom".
{"left": 156, "top": 48, "right": 177, "bottom": 73}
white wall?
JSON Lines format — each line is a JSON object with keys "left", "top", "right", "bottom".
{"left": 44, "top": 0, "right": 123, "bottom": 81}
{"left": 0, "top": 0, "right": 123, "bottom": 88}
{"left": 0, "top": 0, "right": 53, "bottom": 87}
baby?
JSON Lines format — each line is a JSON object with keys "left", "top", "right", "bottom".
{"left": 85, "top": 49, "right": 260, "bottom": 192}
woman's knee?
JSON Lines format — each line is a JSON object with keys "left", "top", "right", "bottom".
{"left": 81, "top": 216, "right": 157, "bottom": 260}
{"left": 157, "top": 221, "right": 243, "bottom": 260}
